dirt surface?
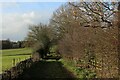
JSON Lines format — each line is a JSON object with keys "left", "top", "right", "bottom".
{"left": 16, "top": 60, "right": 76, "bottom": 80}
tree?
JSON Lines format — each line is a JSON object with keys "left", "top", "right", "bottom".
{"left": 50, "top": 2, "right": 118, "bottom": 78}
{"left": 26, "top": 23, "right": 58, "bottom": 59}
{"left": 2, "top": 39, "right": 12, "bottom": 49}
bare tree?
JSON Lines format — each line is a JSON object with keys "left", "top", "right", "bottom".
{"left": 50, "top": 2, "right": 119, "bottom": 78}
{"left": 26, "top": 23, "right": 57, "bottom": 59}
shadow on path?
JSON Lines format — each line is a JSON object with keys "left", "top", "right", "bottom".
{"left": 17, "top": 60, "right": 76, "bottom": 80}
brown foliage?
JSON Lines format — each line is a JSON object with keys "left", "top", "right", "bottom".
{"left": 50, "top": 2, "right": 119, "bottom": 78}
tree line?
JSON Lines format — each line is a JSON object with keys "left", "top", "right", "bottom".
{"left": 25, "top": 2, "right": 119, "bottom": 78}
{"left": 0, "top": 39, "right": 26, "bottom": 49}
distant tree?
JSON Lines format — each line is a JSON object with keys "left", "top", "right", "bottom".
{"left": 17, "top": 41, "right": 26, "bottom": 48}
{"left": 2, "top": 39, "right": 12, "bottom": 49}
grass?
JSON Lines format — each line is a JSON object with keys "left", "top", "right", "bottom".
{"left": 0, "top": 48, "right": 32, "bottom": 73}
{"left": 60, "top": 59, "right": 96, "bottom": 79}
{"left": 1, "top": 47, "right": 96, "bottom": 79}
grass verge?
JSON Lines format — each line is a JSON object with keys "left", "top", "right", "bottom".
{"left": 60, "top": 59, "right": 96, "bottom": 79}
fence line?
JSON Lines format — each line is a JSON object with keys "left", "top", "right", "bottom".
{"left": 2, "top": 57, "right": 34, "bottom": 80}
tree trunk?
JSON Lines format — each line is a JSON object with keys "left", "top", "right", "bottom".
{"left": 118, "top": 2, "right": 120, "bottom": 78}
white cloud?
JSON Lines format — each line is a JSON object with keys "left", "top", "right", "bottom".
{"left": 22, "top": 11, "right": 36, "bottom": 24}
{"left": 2, "top": 11, "right": 49, "bottom": 41}
{"left": 22, "top": 11, "right": 35, "bottom": 19}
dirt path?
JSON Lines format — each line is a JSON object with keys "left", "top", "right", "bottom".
{"left": 17, "top": 60, "right": 76, "bottom": 80}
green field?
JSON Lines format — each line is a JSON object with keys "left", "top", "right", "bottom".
{"left": 0, "top": 48, "right": 32, "bottom": 73}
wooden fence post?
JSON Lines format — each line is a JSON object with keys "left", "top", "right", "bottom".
{"left": 12, "top": 58, "right": 15, "bottom": 67}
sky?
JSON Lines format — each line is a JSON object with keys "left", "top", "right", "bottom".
{"left": 0, "top": 0, "right": 119, "bottom": 41}
{"left": 1, "top": 2, "right": 66, "bottom": 41}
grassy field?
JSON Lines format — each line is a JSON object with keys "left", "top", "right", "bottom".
{"left": 0, "top": 48, "right": 32, "bottom": 73}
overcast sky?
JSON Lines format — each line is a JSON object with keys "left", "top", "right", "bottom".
{"left": 1, "top": 2, "right": 65, "bottom": 41}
